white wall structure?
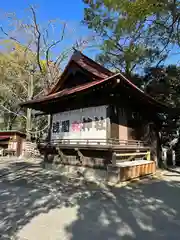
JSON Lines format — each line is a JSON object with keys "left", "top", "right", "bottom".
{"left": 51, "top": 105, "right": 109, "bottom": 144}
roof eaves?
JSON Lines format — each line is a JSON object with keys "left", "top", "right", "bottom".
{"left": 20, "top": 71, "right": 170, "bottom": 112}
{"left": 20, "top": 73, "right": 120, "bottom": 108}
{"left": 118, "top": 72, "right": 169, "bottom": 110}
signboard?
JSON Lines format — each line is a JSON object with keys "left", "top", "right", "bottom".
{"left": 8, "top": 137, "right": 17, "bottom": 151}
{"left": 51, "top": 105, "right": 108, "bottom": 144}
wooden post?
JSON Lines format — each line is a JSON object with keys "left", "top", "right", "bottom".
{"left": 147, "top": 150, "right": 151, "bottom": 161}
{"left": 47, "top": 114, "right": 52, "bottom": 143}
{"left": 172, "top": 149, "right": 176, "bottom": 167}
{"left": 106, "top": 106, "right": 111, "bottom": 145}
{"left": 162, "top": 147, "right": 167, "bottom": 168}
{"left": 112, "top": 152, "right": 116, "bottom": 165}
{"left": 75, "top": 148, "right": 84, "bottom": 164}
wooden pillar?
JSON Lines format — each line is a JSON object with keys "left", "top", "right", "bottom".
{"left": 172, "top": 149, "right": 176, "bottom": 167}
{"left": 162, "top": 147, "right": 167, "bottom": 168}
{"left": 147, "top": 150, "right": 151, "bottom": 161}
{"left": 47, "top": 114, "right": 52, "bottom": 143}
{"left": 109, "top": 105, "right": 119, "bottom": 141}
{"left": 106, "top": 106, "right": 111, "bottom": 144}
{"left": 112, "top": 152, "right": 116, "bottom": 165}
{"left": 43, "top": 114, "right": 52, "bottom": 164}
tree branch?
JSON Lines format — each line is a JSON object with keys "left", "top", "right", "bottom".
{"left": 0, "top": 26, "right": 21, "bottom": 44}
{"left": 30, "top": 5, "right": 43, "bottom": 73}
{"left": 0, "top": 104, "right": 27, "bottom": 119}
{"left": 45, "top": 22, "right": 66, "bottom": 67}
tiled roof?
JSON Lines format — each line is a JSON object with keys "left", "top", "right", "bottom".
{"left": 21, "top": 73, "right": 119, "bottom": 107}
{"left": 73, "top": 51, "right": 112, "bottom": 79}
{"left": 48, "top": 50, "right": 113, "bottom": 94}
{"left": 21, "top": 71, "right": 170, "bottom": 112}
{"left": 20, "top": 50, "right": 171, "bottom": 112}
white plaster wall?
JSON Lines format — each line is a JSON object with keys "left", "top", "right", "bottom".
{"left": 51, "top": 105, "right": 108, "bottom": 144}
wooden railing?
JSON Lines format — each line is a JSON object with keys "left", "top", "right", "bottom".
{"left": 112, "top": 151, "right": 151, "bottom": 165}
{"left": 41, "top": 138, "right": 148, "bottom": 148}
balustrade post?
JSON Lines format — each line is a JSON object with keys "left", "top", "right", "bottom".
{"left": 112, "top": 152, "right": 116, "bottom": 165}
{"left": 147, "top": 150, "right": 151, "bottom": 161}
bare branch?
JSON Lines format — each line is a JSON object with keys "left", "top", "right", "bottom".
{"left": 130, "top": 63, "right": 137, "bottom": 73}
{"left": 0, "top": 104, "right": 27, "bottom": 119}
{"left": 45, "top": 22, "right": 66, "bottom": 67}
{"left": 30, "top": 5, "right": 43, "bottom": 73}
{"left": 26, "top": 122, "right": 50, "bottom": 134}
{"left": 54, "top": 49, "right": 70, "bottom": 67}
{"left": 156, "top": 50, "right": 170, "bottom": 68}
{"left": 0, "top": 25, "right": 35, "bottom": 60}
{"left": 176, "top": 17, "right": 180, "bottom": 46}
{"left": 0, "top": 26, "right": 20, "bottom": 44}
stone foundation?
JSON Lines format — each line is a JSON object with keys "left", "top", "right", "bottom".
{"left": 44, "top": 148, "right": 112, "bottom": 169}
{"left": 44, "top": 163, "right": 107, "bottom": 182}
{"left": 44, "top": 160, "right": 156, "bottom": 183}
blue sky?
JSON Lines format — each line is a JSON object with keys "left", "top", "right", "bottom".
{"left": 0, "top": 0, "right": 85, "bottom": 22}
{"left": 0, "top": 0, "right": 98, "bottom": 60}
{"left": 1, "top": 0, "right": 179, "bottom": 67}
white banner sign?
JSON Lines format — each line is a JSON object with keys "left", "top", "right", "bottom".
{"left": 51, "top": 105, "right": 108, "bottom": 143}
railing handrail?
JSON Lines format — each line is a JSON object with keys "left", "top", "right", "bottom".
{"left": 49, "top": 138, "right": 145, "bottom": 142}
{"left": 39, "top": 138, "right": 148, "bottom": 147}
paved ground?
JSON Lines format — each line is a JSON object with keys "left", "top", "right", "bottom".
{"left": 0, "top": 158, "right": 180, "bottom": 240}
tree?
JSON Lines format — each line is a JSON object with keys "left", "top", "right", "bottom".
{"left": 144, "top": 65, "right": 180, "bottom": 107}
{"left": 144, "top": 65, "right": 180, "bottom": 145}
{"left": 0, "top": 6, "right": 93, "bottom": 138}
{"left": 0, "top": 41, "right": 34, "bottom": 131}
{"left": 83, "top": 0, "right": 180, "bottom": 73}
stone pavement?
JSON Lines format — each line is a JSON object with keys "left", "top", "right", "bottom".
{"left": 0, "top": 157, "right": 180, "bottom": 239}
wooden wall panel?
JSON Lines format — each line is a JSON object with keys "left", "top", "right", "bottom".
{"left": 120, "top": 162, "right": 156, "bottom": 181}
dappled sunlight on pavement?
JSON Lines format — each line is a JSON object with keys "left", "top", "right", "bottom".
{"left": 0, "top": 158, "right": 180, "bottom": 239}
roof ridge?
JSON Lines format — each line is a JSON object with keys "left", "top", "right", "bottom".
{"left": 74, "top": 50, "right": 113, "bottom": 75}
{"left": 48, "top": 50, "right": 113, "bottom": 95}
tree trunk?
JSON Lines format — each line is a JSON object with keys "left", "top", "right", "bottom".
{"left": 26, "top": 73, "right": 33, "bottom": 140}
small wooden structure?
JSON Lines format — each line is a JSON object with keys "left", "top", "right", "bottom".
{"left": 107, "top": 160, "right": 156, "bottom": 182}
{"left": 21, "top": 50, "right": 172, "bottom": 181}
{"left": 0, "top": 131, "right": 26, "bottom": 157}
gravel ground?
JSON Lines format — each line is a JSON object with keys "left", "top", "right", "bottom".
{"left": 0, "top": 157, "right": 180, "bottom": 240}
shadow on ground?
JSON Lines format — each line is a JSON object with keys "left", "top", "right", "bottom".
{"left": 0, "top": 161, "right": 180, "bottom": 239}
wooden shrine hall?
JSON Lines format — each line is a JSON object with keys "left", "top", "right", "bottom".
{"left": 21, "top": 50, "right": 172, "bottom": 182}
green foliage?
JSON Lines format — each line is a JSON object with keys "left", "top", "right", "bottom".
{"left": 83, "top": 0, "right": 180, "bottom": 73}
{"left": 144, "top": 65, "right": 180, "bottom": 144}
{"left": 0, "top": 40, "right": 41, "bottom": 131}
{"left": 0, "top": 6, "right": 71, "bottom": 135}
{"left": 145, "top": 65, "right": 180, "bottom": 107}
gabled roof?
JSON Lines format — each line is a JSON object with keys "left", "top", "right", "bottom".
{"left": 21, "top": 72, "right": 170, "bottom": 113}
{"left": 20, "top": 51, "right": 172, "bottom": 113}
{"left": 21, "top": 73, "right": 120, "bottom": 107}
{"left": 48, "top": 50, "right": 113, "bottom": 94}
